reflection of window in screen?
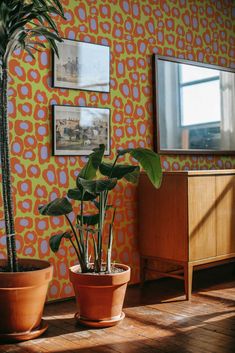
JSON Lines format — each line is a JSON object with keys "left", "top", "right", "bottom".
{"left": 179, "top": 64, "right": 221, "bottom": 126}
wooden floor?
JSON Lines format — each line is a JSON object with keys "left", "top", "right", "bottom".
{"left": 1, "top": 264, "right": 235, "bottom": 353}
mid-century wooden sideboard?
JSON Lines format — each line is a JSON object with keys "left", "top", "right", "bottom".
{"left": 138, "top": 170, "right": 235, "bottom": 299}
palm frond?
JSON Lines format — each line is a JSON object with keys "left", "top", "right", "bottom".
{"left": 0, "top": 0, "right": 64, "bottom": 63}
{"left": 24, "top": 46, "right": 36, "bottom": 60}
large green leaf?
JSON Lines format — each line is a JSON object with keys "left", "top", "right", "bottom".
{"left": 124, "top": 166, "right": 140, "bottom": 184}
{"left": 78, "top": 144, "right": 105, "bottom": 181}
{"left": 67, "top": 188, "right": 96, "bottom": 201}
{"left": 49, "top": 232, "right": 72, "bottom": 253}
{"left": 77, "top": 177, "right": 117, "bottom": 194}
{"left": 77, "top": 214, "right": 100, "bottom": 226}
{"left": 0, "top": 0, "right": 64, "bottom": 62}
{"left": 99, "top": 162, "right": 139, "bottom": 180}
{"left": 38, "top": 197, "right": 72, "bottom": 216}
{"left": 117, "top": 148, "right": 162, "bottom": 188}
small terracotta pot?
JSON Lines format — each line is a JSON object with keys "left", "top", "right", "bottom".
{"left": 0, "top": 258, "right": 53, "bottom": 341}
{"left": 69, "top": 263, "right": 131, "bottom": 327}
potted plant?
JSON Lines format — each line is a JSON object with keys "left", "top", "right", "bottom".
{"left": 0, "top": 0, "right": 64, "bottom": 341}
{"left": 39, "top": 144, "right": 162, "bottom": 327}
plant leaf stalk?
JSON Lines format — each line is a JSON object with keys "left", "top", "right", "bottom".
{"left": 101, "top": 154, "right": 120, "bottom": 272}
{"left": 65, "top": 214, "right": 86, "bottom": 272}
{"left": 106, "top": 208, "right": 116, "bottom": 273}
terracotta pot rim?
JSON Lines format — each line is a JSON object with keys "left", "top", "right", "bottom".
{"left": 0, "top": 258, "right": 53, "bottom": 287}
{"left": 69, "top": 263, "right": 131, "bottom": 286}
{"left": 69, "top": 263, "right": 130, "bottom": 276}
{"left": 0, "top": 258, "right": 52, "bottom": 274}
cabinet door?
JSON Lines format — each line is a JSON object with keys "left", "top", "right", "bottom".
{"left": 188, "top": 176, "right": 216, "bottom": 261}
{"left": 216, "top": 175, "right": 235, "bottom": 256}
{"left": 138, "top": 174, "right": 188, "bottom": 262}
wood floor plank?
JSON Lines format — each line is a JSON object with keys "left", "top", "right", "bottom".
{"left": 122, "top": 310, "right": 228, "bottom": 353}
{"left": 0, "top": 264, "right": 234, "bottom": 353}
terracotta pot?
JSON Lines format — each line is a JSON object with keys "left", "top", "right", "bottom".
{"left": 0, "top": 258, "right": 53, "bottom": 341}
{"left": 69, "top": 263, "right": 131, "bottom": 327}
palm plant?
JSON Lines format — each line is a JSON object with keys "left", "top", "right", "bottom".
{"left": 0, "top": 0, "right": 64, "bottom": 272}
{"left": 39, "top": 144, "right": 162, "bottom": 274}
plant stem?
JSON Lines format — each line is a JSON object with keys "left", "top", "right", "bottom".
{"left": 102, "top": 154, "right": 120, "bottom": 271}
{"left": 106, "top": 208, "right": 116, "bottom": 273}
{"left": 97, "top": 191, "right": 106, "bottom": 271}
{"left": 92, "top": 233, "right": 98, "bottom": 271}
{"left": 85, "top": 229, "right": 89, "bottom": 267}
{"left": 79, "top": 197, "right": 85, "bottom": 253}
{"left": 68, "top": 237, "right": 84, "bottom": 271}
{"left": 0, "top": 65, "right": 18, "bottom": 272}
{"left": 65, "top": 214, "right": 86, "bottom": 271}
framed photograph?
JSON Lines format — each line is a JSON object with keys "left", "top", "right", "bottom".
{"left": 52, "top": 105, "right": 110, "bottom": 156}
{"left": 52, "top": 39, "right": 110, "bottom": 92}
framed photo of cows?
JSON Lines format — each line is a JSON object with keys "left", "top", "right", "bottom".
{"left": 52, "top": 105, "right": 110, "bottom": 156}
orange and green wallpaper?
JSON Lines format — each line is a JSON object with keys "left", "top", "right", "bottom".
{"left": 0, "top": 0, "right": 234, "bottom": 300}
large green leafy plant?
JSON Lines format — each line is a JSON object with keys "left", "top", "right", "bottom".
{"left": 0, "top": 0, "right": 64, "bottom": 271}
{"left": 39, "top": 144, "right": 162, "bottom": 273}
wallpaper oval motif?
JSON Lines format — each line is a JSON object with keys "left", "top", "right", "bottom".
{"left": 0, "top": 0, "right": 234, "bottom": 300}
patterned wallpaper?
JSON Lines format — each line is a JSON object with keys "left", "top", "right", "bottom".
{"left": 0, "top": 0, "right": 234, "bottom": 300}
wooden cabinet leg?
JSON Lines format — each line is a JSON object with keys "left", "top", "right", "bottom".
{"left": 184, "top": 263, "right": 193, "bottom": 300}
{"left": 140, "top": 257, "right": 147, "bottom": 286}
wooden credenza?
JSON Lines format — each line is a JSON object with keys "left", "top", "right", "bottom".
{"left": 138, "top": 170, "right": 235, "bottom": 299}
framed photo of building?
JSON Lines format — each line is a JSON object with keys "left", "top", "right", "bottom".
{"left": 52, "top": 39, "right": 110, "bottom": 92}
{"left": 52, "top": 105, "right": 110, "bottom": 156}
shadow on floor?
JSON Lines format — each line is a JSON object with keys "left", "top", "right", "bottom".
{"left": 124, "top": 262, "right": 235, "bottom": 308}
{"left": 4, "top": 308, "right": 235, "bottom": 353}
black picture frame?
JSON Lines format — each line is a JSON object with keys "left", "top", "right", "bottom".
{"left": 52, "top": 38, "right": 110, "bottom": 93}
{"left": 52, "top": 105, "right": 110, "bottom": 156}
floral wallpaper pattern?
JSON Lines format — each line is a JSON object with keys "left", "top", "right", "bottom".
{"left": 0, "top": 0, "right": 234, "bottom": 300}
